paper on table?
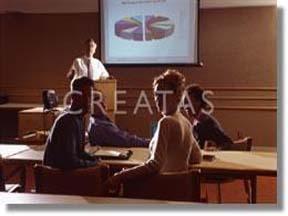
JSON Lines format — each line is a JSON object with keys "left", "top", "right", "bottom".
{"left": 94, "top": 149, "right": 122, "bottom": 157}
{"left": 85, "top": 145, "right": 133, "bottom": 160}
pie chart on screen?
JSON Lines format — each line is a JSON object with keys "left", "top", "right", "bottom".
{"left": 115, "top": 15, "right": 175, "bottom": 41}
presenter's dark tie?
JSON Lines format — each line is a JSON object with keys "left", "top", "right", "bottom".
{"left": 87, "top": 59, "right": 93, "bottom": 79}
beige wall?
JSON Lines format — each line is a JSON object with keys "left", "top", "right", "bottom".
{"left": 0, "top": 7, "right": 277, "bottom": 147}
{"left": 0, "top": 12, "right": 99, "bottom": 95}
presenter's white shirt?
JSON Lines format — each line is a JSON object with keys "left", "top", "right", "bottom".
{"left": 69, "top": 56, "right": 109, "bottom": 80}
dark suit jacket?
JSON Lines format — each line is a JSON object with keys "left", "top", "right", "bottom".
{"left": 193, "top": 112, "right": 233, "bottom": 150}
{"left": 43, "top": 112, "right": 98, "bottom": 169}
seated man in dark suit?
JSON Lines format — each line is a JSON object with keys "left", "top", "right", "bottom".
{"left": 88, "top": 97, "right": 149, "bottom": 147}
{"left": 43, "top": 77, "right": 98, "bottom": 169}
{"left": 184, "top": 84, "right": 233, "bottom": 150}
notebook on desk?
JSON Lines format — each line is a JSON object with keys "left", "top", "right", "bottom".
{"left": 88, "top": 147, "right": 133, "bottom": 160}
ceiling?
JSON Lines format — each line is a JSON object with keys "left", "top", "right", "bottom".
{"left": 0, "top": 0, "right": 277, "bottom": 13}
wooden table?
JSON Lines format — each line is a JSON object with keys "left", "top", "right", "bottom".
{"left": 3, "top": 145, "right": 148, "bottom": 168}
{"left": 0, "top": 103, "right": 42, "bottom": 139}
{"left": 18, "top": 107, "right": 116, "bottom": 138}
{"left": 193, "top": 151, "right": 277, "bottom": 203}
{"left": 1, "top": 144, "right": 277, "bottom": 203}
{"left": 18, "top": 107, "right": 62, "bottom": 138}
{"left": 193, "top": 151, "right": 277, "bottom": 176}
{"left": 0, "top": 192, "right": 193, "bottom": 204}
{"left": 0, "top": 144, "right": 30, "bottom": 158}
{"left": 0, "top": 144, "right": 31, "bottom": 191}
{"left": 1, "top": 145, "right": 149, "bottom": 193}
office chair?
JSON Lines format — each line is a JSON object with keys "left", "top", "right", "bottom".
{"left": 123, "top": 169, "right": 201, "bottom": 202}
{"left": 34, "top": 164, "right": 109, "bottom": 197}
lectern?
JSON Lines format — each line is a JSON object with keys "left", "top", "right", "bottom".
{"left": 94, "top": 79, "right": 117, "bottom": 122}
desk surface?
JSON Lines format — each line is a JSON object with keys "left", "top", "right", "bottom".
{"left": 0, "top": 103, "right": 41, "bottom": 109}
{"left": 194, "top": 151, "right": 277, "bottom": 176}
{"left": 0, "top": 144, "right": 30, "bottom": 158}
{"left": 1, "top": 144, "right": 277, "bottom": 176}
{"left": 19, "top": 106, "right": 64, "bottom": 114}
{"left": 3, "top": 145, "right": 149, "bottom": 168}
{"left": 0, "top": 192, "right": 192, "bottom": 204}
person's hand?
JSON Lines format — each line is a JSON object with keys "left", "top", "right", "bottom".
{"left": 145, "top": 138, "right": 151, "bottom": 143}
{"left": 204, "top": 140, "right": 218, "bottom": 151}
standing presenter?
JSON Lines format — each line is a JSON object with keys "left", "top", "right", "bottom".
{"left": 67, "top": 38, "right": 109, "bottom": 81}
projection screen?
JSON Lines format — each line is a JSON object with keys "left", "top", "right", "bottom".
{"left": 101, "top": 0, "right": 199, "bottom": 65}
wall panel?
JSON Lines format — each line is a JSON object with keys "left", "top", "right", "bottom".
{"left": 0, "top": 7, "right": 277, "bottom": 147}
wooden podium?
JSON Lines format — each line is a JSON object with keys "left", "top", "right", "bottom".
{"left": 94, "top": 79, "right": 117, "bottom": 122}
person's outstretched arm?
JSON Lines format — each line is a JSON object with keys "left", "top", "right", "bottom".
{"left": 89, "top": 119, "right": 149, "bottom": 147}
{"left": 107, "top": 118, "right": 170, "bottom": 184}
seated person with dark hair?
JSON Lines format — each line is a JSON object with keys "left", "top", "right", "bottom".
{"left": 43, "top": 77, "right": 98, "bottom": 169}
{"left": 88, "top": 98, "right": 149, "bottom": 147}
{"left": 184, "top": 84, "right": 233, "bottom": 150}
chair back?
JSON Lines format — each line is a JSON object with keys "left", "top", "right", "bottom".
{"left": 34, "top": 164, "right": 109, "bottom": 196}
{"left": 231, "top": 137, "right": 252, "bottom": 151}
{"left": 123, "top": 169, "right": 201, "bottom": 202}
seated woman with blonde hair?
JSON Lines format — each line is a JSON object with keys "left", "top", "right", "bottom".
{"left": 106, "top": 69, "right": 202, "bottom": 187}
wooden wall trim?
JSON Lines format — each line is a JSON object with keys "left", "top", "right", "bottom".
{"left": 117, "top": 105, "right": 277, "bottom": 112}
{"left": 215, "top": 106, "right": 277, "bottom": 111}
{"left": 1, "top": 85, "right": 277, "bottom": 91}
{"left": 0, "top": 86, "right": 68, "bottom": 91}
{"left": 210, "top": 96, "right": 277, "bottom": 101}
{"left": 118, "top": 87, "right": 277, "bottom": 92}
{"left": 118, "top": 95, "right": 277, "bottom": 101}
{"left": 1, "top": 85, "right": 277, "bottom": 104}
